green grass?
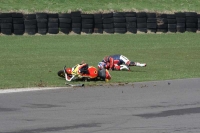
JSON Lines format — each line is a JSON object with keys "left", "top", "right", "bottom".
{"left": 0, "top": 0, "right": 200, "bottom": 13}
{"left": 0, "top": 33, "right": 200, "bottom": 89}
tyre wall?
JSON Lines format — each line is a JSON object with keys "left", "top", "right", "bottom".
{"left": 0, "top": 11, "right": 200, "bottom": 35}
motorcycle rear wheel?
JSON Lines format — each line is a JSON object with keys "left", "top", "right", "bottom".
{"left": 57, "top": 70, "right": 65, "bottom": 78}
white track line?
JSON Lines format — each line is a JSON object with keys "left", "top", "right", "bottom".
{"left": 0, "top": 87, "right": 70, "bottom": 94}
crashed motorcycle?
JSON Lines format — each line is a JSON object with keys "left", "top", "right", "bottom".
{"left": 57, "top": 65, "right": 111, "bottom": 82}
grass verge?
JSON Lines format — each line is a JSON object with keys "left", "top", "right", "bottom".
{"left": 0, "top": 32, "right": 200, "bottom": 89}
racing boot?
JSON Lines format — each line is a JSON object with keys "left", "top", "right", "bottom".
{"left": 135, "top": 62, "right": 147, "bottom": 67}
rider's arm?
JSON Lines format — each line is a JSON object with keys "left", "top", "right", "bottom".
{"left": 108, "top": 57, "right": 114, "bottom": 70}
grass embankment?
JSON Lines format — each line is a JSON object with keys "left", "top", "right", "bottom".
{"left": 0, "top": 0, "right": 200, "bottom": 13}
{"left": 0, "top": 33, "right": 200, "bottom": 89}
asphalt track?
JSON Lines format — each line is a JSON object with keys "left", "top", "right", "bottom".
{"left": 0, "top": 78, "right": 200, "bottom": 133}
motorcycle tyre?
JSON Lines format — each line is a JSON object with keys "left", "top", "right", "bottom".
{"left": 57, "top": 70, "right": 65, "bottom": 78}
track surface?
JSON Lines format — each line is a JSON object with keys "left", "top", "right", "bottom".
{"left": 0, "top": 78, "right": 200, "bottom": 133}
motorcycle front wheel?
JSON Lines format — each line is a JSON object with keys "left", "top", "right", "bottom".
{"left": 57, "top": 70, "right": 65, "bottom": 78}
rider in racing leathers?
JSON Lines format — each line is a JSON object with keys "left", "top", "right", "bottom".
{"left": 64, "top": 63, "right": 89, "bottom": 81}
{"left": 98, "top": 54, "right": 146, "bottom": 70}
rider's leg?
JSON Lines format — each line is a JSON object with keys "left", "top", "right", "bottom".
{"left": 79, "top": 64, "right": 89, "bottom": 74}
{"left": 129, "top": 61, "right": 146, "bottom": 67}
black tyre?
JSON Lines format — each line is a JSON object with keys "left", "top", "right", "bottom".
{"left": 38, "top": 28, "right": 47, "bottom": 35}
{"left": 168, "top": 24, "right": 176, "bottom": 29}
{"left": 186, "top": 23, "right": 197, "bottom": 28}
{"left": 156, "top": 13, "right": 167, "bottom": 18}
{"left": 0, "top": 13, "right": 12, "bottom": 18}
{"left": 168, "top": 19, "right": 176, "bottom": 24}
{"left": 12, "top": 13, "right": 23, "bottom": 18}
{"left": 1, "top": 23, "right": 12, "bottom": 29}
{"left": 13, "top": 24, "right": 24, "bottom": 29}
{"left": 168, "top": 28, "right": 177, "bottom": 33}
{"left": 114, "top": 23, "right": 126, "bottom": 28}
{"left": 114, "top": 28, "right": 127, "bottom": 33}
{"left": 13, "top": 29, "right": 24, "bottom": 35}
{"left": 37, "top": 18, "right": 48, "bottom": 23}
{"left": 48, "top": 13, "right": 58, "bottom": 18}
{"left": 94, "top": 18, "right": 103, "bottom": 24}
{"left": 94, "top": 13, "right": 102, "bottom": 18}
{"left": 147, "top": 23, "right": 157, "bottom": 28}
{"left": 72, "top": 28, "right": 81, "bottom": 34}
{"left": 71, "top": 11, "right": 81, "bottom": 17}
{"left": 146, "top": 13, "right": 156, "bottom": 18}
{"left": 82, "top": 19, "right": 93, "bottom": 24}
{"left": 48, "top": 18, "right": 58, "bottom": 23}
{"left": 176, "top": 18, "right": 186, "bottom": 23}
{"left": 147, "top": 18, "right": 157, "bottom": 23}
{"left": 59, "top": 18, "right": 71, "bottom": 23}
{"left": 186, "top": 17, "right": 197, "bottom": 23}
{"left": 113, "top": 17, "right": 126, "bottom": 23}
{"left": 58, "top": 13, "right": 71, "bottom": 18}
{"left": 72, "top": 23, "right": 81, "bottom": 28}
{"left": 137, "top": 28, "right": 147, "bottom": 33}
{"left": 137, "top": 18, "right": 146, "bottom": 23}
{"left": 175, "top": 12, "right": 185, "bottom": 17}
{"left": 137, "top": 23, "right": 147, "bottom": 28}
{"left": 25, "top": 28, "right": 36, "bottom": 35}
{"left": 24, "top": 14, "right": 36, "bottom": 20}
{"left": 94, "top": 28, "right": 103, "bottom": 33}
{"left": 24, "top": 20, "right": 37, "bottom": 25}
{"left": 13, "top": 18, "right": 24, "bottom": 24}
{"left": 185, "top": 12, "right": 197, "bottom": 17}
{"left": 156, "top": 28, "right": 168, "bottom": 33}
{"left": 36, "top": 13, "right": 48, "bottom": 19}
{"left": 127, "top": 28, "right": 137, "bottom": 33}
{"left": 59, "top": 23, "right": 71, "bottom": 28}
{"left": 125, "top": 12, "right": 136, "bottom": 17}
{"left": 126, "top": 22, "right": 136, "bottom": 28}
{"left": 136, "top": 12, "right": 146, "bottom": 18}
{"left": 103, "top": 18, "right": 113, "bottom": 24}
{"left": 82, "top": 24, "right": 93, "bottom": 29}
{"left": 25, "top": 25, "right": 37, "bottom": 29}
{"left": 48, "top": 28, "right": 59, "bottom": 34}
{"left": 81, "top": 14, "right": 94, "bottom": 19}
{"left": 94, "top": 24, "right": 103, "bottom": 28}
{"left": 48, "top": 23, "right": 58, "bottom": 28}
{"left": 103, "top": 23, "right": 113, "bottom": 29}
{"left": 60, "top": 28, "right": 70, "bottom": 34}
{"left": 57, "top": 70, "right": 65, "bottom": 78}
{"left": 186, "top": 28, "right": 197, "bottom": 32}
{"left": 1, "top": 29, "right": 12, "bottom": 35}
{"left": 126, "top": 17, "right": 137, "bottom": 22}
{"left": 72, "top": 17, "right": 81, "bottom": 23}
{"left": 1, "top": 18, "right": 12, "bottom": 23}
{"left": 167, "top": 14, "right": 176, "bottom": 19}
{"left": 37, "top": 23, "right": 47, "bottom": 28}
{"left": 113, "top": 12, "right": 124, "bottom": 17}
{"left": 177, "top": 23, "right": 185, "bottom": 28}
{"left": 177, "top": 27, "right": 185, "bottom": 33}
{"left": 104, "top": 28, "right": 114, "bottom": 34}
{"left": 102, "top": 13, "right": 113, "bottom": 18}
{"left": 147, "top": 28, "right": 157, "bottom": 33}
{"left": 82, "top": 28, "right": 93, "bottom": 34}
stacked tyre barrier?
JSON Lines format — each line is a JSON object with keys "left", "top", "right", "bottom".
{"left": 0, "top": 12, "right": 200, "bottom": 35}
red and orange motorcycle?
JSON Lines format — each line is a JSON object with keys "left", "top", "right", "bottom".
{"left": 57, "top": 65, "right": 111, "bottom": 82}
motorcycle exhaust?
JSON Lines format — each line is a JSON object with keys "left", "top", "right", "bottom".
{"left": 65, "top": 83, "right": 85, "bottom": 87}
